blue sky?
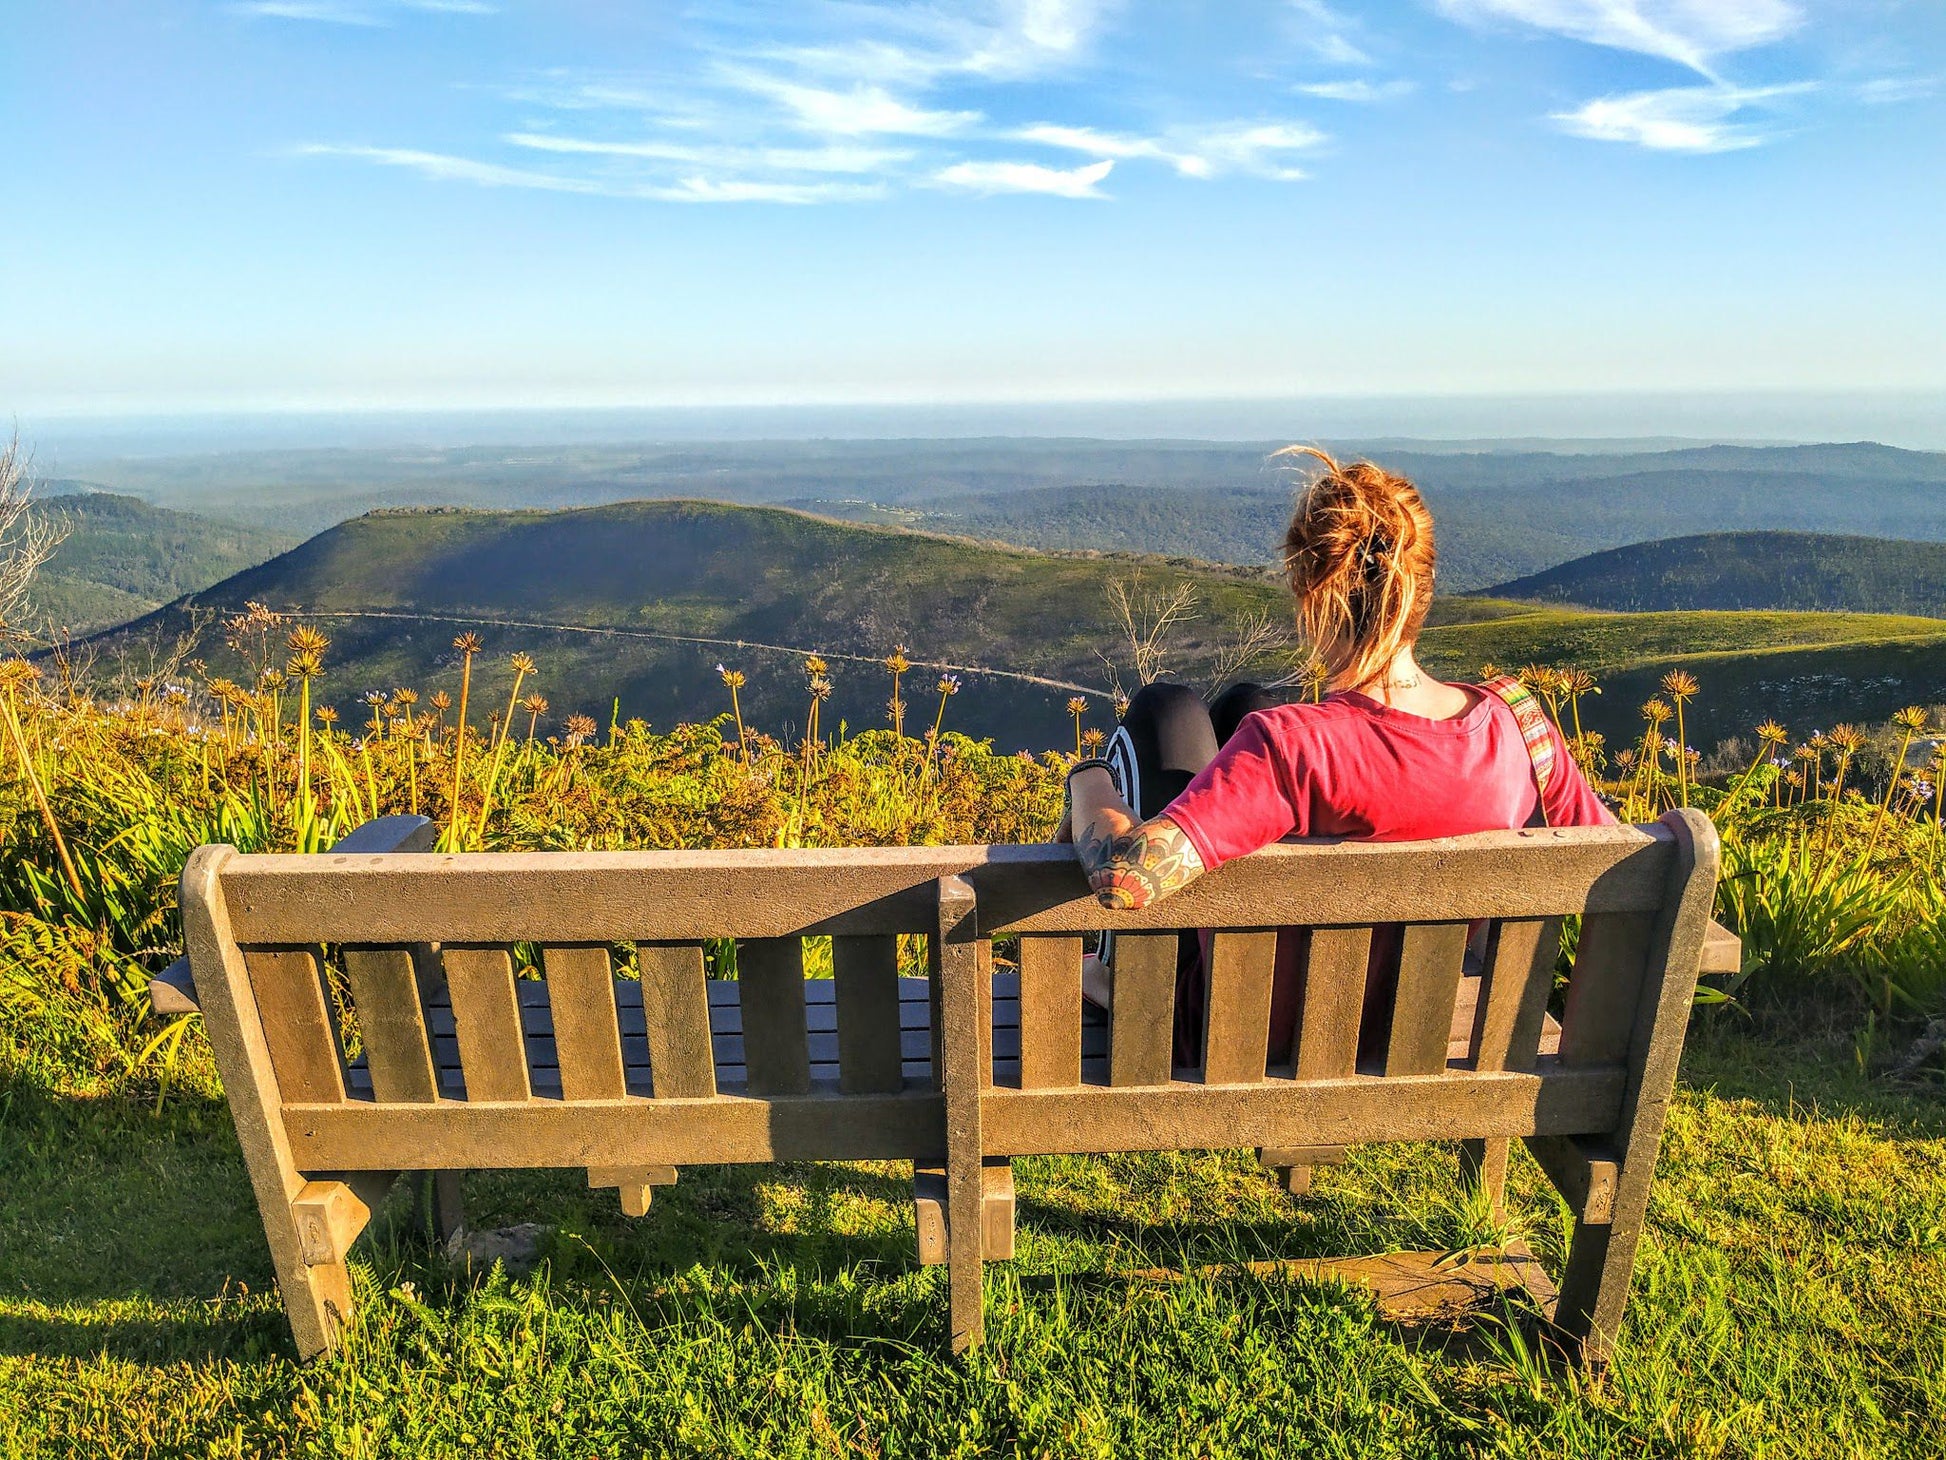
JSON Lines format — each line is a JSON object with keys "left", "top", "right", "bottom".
{"left": 4, "top": 1, "right": 1943, "bottom": 416}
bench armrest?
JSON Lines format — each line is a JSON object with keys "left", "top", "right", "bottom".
{"left": 1700, "top": 919, "right": 1741, "bottom": 978}
{"left": 159, "top": 813, "right": 437, "bottom": 1017}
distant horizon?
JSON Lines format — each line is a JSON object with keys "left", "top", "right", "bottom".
{"left": 19, "top": 389, "right": 1946, "bottom": 463}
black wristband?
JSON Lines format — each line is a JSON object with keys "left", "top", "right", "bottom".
{"left": 1066, "top": 756, "right": 1116, "bottom": 784}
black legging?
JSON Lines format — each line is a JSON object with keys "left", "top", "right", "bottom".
{"left": 1105, "top": 681, "right": 1279, "bottom": 821}
{"left": 1101, "top": 681, "right": 1285, "bottom": 1064}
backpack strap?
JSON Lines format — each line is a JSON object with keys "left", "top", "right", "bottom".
{"left": 1479, "top": 675, "right": 1554, "bottom": 828}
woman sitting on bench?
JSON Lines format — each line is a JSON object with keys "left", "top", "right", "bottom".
{"left": 1056, "top": 449, "right": 1613, "bottom": 1055}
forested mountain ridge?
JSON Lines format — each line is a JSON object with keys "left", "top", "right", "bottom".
{"left": 1488, "top": 533, "right": 1946, "bottom": 616}
{"left": 28, "top": 490, "right": 295, "bottom": 635}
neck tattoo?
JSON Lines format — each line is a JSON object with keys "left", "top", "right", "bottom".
{"left": 1367, "top": 672, "right": 1422, "bottom": 692}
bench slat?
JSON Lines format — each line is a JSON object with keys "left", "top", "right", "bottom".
{"left": 640, "top": 944, "right": 716, "bottom": 1100}
{"left": 442, "top": 947, "right": 532, "bottom": 1103}
{"left": 541, "top": 946, "right": 627, "bottom": 1101}
{"left": 738, "top": 939, "right": 813, "bottom": 1097}
{"left": 1109, "top": 934, "right": 1177, "bottom": 1088}
{"left": 342, "top": 948, "right": 440, "bottom": 1103}
{"left": 1386, "top": 923, "right": 1471, "bottom": 1075}
{"left": 1559, "top": 912, "right": 1653, "bottom": 1067}
{"left": 1203, "top": 931, "right": 1279, "bottom": 1086}
{"left": 1294, "top": 927, "right": 1369, "bottom": 1079}
{"left": 1016, "top": 935, "right": 1083, "bottom": 1089}
{"left": 222, "top": 826, "right": 1676, "bottom": 945}
{"left": 1473, "top": 918, "right": 1562, "bottom": 1073}
{"left": 981, "top": 1063, "right": 1626, "bottom": 1157}
{"left": 245, "top": 948, "right": 347, "bottom": 1103}
{"left": 833, "top": 935, "right": 904, "bottom": 1095}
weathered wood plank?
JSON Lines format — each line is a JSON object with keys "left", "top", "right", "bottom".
{"left": 1472, "top": 918, "right": 1563, "bottom": 1074}
{"left": 1558, "top": 912, "right": 1653, "bottom": 1068}
{"left": 833, "top": 935, "right": 904, "bottom": 1095}
{"left": 1016, "top": 935, "right": 1083, "bottom": 1089}
{"left": 979, "top": 1066, "right": 1626, "bottom": 1157}
{"left": 222, "top": 824, "right": 1675, "bottom": 945}
{"left": 935, "top": 875, "right": 987, "bottom": 1353}
{"left": 1203, "top": 931, "right": 1279, "bottom": 1087}
{"left": 244, "top": 949, "right": 346, "bottom": 1104}
{"left": 737, "top": 939, "right": 812, "bottom": 1097}
{"left": 914, "top": 1159, "right": 1016, "bottom": 1265}
{"left": 1109, "top": 934, "right": 1178, "bottom": 1088}
{"left": 341, "top": 948, "right": 439, "bottom": 1104}
{"left": 1523, "top": 1134, "right": 1618, "bottom": 1224}
{"left": 639, "top": 943, "right": 717, "bottom": 1100}
{"left": 543, "top": 945, "right": 628, "bottom": 1102}
{"left": 441, "top": 946, "right": 531, "bottom": 1103}
{"left": 1386, "top": 923, "right": 1471, "bottom": 1076}
{"left": 1294, "top": 927, "right": 1370, "bottom": 1079}
{"left": 286, "top": 1088, "right": 948, "bottom": 1169}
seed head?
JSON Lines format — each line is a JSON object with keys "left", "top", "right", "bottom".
{"left": 1829, "top": 724, "right": 1867, "bottom": 754}
{"left": 804, "top": 654, "right": 828, "bottom": 676}
{"left": 564, "top": 713, "right": 598, "bottom": 746}
{"left": 1080, "top": 727, "right": 1105, "bottom": 750}
{"left": 1642, "top": 698, "right": 1671, "bottom": 725}
{"left": 809, "top": 675, "right": 833, "bottom": 700}
{"left": 1892, "top": 705, "right": 1930, "bottom": 733}
{"left": 886, "top": 648, "right": 910, "bottom": 676}
{"left": 315, "top": 706, "right": 339, "bottom": 725}
{"left": 1756, "top": 720, "right": 1790, "bottom": 747}
{"left": 522, "top": 694, "right": 549, "bottom": 715}
{"left": 394, "top": 687, "right": 418, "bottom": 707}
{"left": 429, "top": 691, "right": 452, "bottom": 712}
{"left": 719, "top": 665, "right": 747, "bottom": 690}
{"left": 453, "top": 632, "right": 483, "bottom": 656}
{"left": 1659, "top": 670, "right": 1699, "bottom": 701}
{"left": 286, "top": 651, "right": 324, "bottom": 679}
{"left": 936, "top": 674, "right": 961, "bottom": 696}
{"left": 510, "top": 652, "right": 537, "bottom": 676}
{"left": 1558, "top": 667, "right": 1598, "bottom": 696}
{"left": 363, "top": 690, "right": 386, "bottom": 706}
{"left": 287, "top": 625, "right": 331, "bottom": 657}
{"left": 1067, "top": 697, "right": 1088, "bottom": 716}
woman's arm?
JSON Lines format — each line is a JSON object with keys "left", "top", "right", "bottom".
{"left": 1059, "top": 765, "right": 1206, "bottom": 910}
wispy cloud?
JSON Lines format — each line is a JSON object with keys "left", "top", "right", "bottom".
{"left": 934, "top": 158, "right": 1114, "bottom": 197}
{"left": 1293, "top": 78, "right": 1415, "bottom": 103}
{"left": 722, "top": 73, "right": 982, "bottom": 137}
{"left": 1552, "top": 81, "right": 1813, "bottom": 151}
{"left": 1857, "top": 75, "right": 1938, "bottom": 105}
{"left": 295, "top": 144, "right": 882, "bottom": 202}
{"left": 1435, "top": 0, "right": 1804, "bottom": 79}
{"left": 1285, "top": 0, "right": 1372, "bottom": 66}
{"left": 506, "top": 133, "right": 911, "bottom": 174}
{"left": 1018, "top": 120, "right": 1325, "bottom": 180}
{"left": 235, "top": 0, "right": 493, "bottom": 23}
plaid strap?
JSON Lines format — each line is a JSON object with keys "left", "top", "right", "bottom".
{"left": 1479, "top": 675, "right": 1554, "bottom": 827}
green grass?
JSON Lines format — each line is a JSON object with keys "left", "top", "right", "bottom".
{"left": 3, "top": 1014, "right": 1941, "bottom": 1459}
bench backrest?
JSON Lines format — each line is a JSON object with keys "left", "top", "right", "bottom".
{"left": 182, "top": 812, "right": 1717, "bottom": 1178}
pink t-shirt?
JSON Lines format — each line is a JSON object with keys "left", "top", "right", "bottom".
{"left": 1164, "top": 687, "right": 1614, "bottom": 869}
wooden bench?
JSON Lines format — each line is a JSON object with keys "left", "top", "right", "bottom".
{"left": 170, "top": 808, "right": 1723, "bottom": 1365}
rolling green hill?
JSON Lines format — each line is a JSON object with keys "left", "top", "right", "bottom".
{"left": 58, "top": 439, "right": 1946, "bottom": 592}
{"left": 29, "top": 491, "right": 295, "bottom": 635}
{"left": 86, "top": 498, "right": 1946, "bottom": 751}
{"left": 1487, "top": 533, "right": 1946, "bottom": 616}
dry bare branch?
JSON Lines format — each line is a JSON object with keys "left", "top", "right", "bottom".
{"left": 0, "top": 432, "right": 66, "bottom": 646}
{"left": 1105, "top": 574, "right": 1201, "bottom": 685}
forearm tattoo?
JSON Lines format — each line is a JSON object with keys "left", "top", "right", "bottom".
{"left": 1075, "top": 817, "right": 1205, "bottom": 911}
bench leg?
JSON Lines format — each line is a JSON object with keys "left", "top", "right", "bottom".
{"left": 1459, "top": 1138, "right": 1510, "bottom": 1222}
{"left": 914, "top": 1159, "right": 1015, "bottom": 1265}
{"left": 589, "top": 1165, "right": 678, "bottom": 1218}
{"left": 1258, "top": 1146, "right": 1346, "bottom": 1197}
{"left": 413, "top": 1171, "right": 465, "bottom": 1244}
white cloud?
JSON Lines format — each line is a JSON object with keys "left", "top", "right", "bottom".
{"left": 1436, "top": 0, "right": 1804, "bottom": 77}
{"left": 235, "top": 0, "right": 493, "bottom": 20}
{"left": 725, "top": 74, "right": 981, "bottom": 137}
{"left": 762, "top": 0, "right": 1112, "bottom": 86}
{"left": 1293, "top": 79, "right": 1416, "bottom": 103}
{"left": 234, "top": 1, "right": 385, "bottom": 24}
{"left": 1286, "top": 0, "right": 1372, "bottom": 66}
{"left": 1857, "top": 75, "right": 1938, "bottom": 105}
{"left": 1019, "top": 120, "right": 1325, "bottom": 180}
{"left": 934, "top": 158, "right": 1114, "bottom": 197}
{"left": 296, "top": 144, "right": 882, "bottom": 202}
{"left": 506, "top": 133, "right": 912, "bottom": 174}
{"left": 1552, "top": 81, "right": 1813, "bottom": 150}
